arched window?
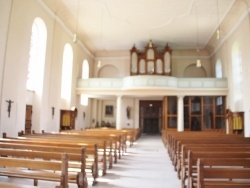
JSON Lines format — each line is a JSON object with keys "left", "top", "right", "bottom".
{"left": 61, "top": 43, "right": 73, "bottom": 100}
{"left": 81, "top": 60, "right": 89, "bottom": 106}
{"left": 215, "top": 59, "right": 222, "bottom": 78}
{"left": 231, "top": 42, "right": 243, "bottom": 107}
{"left": 82, "top": 60, "right": 89, "bottom": 79}
{"left": 26, "top": 17, "right": 47, "bottom": 91}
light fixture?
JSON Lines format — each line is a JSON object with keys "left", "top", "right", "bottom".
{"left": 196, "top": 6, "right": 201, "bottom": 68}
{"left": 97, "top": 60, "right": 101, "bottom": 68}
{"left": 196, "top": 58, "right": 201, "bottom": 68}
{"left": 73, "top": 0, "right": 80, "bottom": 43}
{"left": 216, "top": 0, "right": 221, "bottom": 40}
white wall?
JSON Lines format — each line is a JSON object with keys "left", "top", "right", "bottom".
{"left": 0, "top": 0, "right": 93, "bottom": 136}
{"left": 1, "top": 0, "right": 250, "bottom": 137}
{"left": 212, "top": 13, "right": 250, "bottom": 137}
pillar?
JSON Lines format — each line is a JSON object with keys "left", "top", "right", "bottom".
{"left": 177, "top": 95, "right": 184, "bottom": 132}
{"left": 116, "top": 96, "right": 123, "bottom": 130}
{"left": 134, "top": 99, "right": 139, "bottom": 128}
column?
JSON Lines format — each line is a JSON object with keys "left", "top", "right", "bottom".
{"left": 91, "top": 99, "right": 97, "bottom": 128}
{"left": 177, "top": 95, "right": 184, "bottom": 132}
{"left": 134, "top": 99, "right": 139, "bottom": 128}
{"left": 116, "top": 96, "right": 123, "bottom": 130}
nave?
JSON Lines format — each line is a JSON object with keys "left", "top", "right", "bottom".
{"left": 0, "top": 134, "right": 181, "bottom": 188}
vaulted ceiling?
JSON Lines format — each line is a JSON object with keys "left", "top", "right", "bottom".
{"left": 42, "top": 0, "right": 240, "bottom": 55}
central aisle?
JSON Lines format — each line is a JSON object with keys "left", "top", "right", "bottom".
{"left": 96, "top": 134, "right": 181, "bottom": 188}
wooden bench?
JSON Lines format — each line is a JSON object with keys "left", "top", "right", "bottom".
{"left": 25, "top": 131, "right": 119, "bottom": 164}
{"left": 13, "top": 133, "right": 112, "bottom": 172}
{"left": 167, "top": 132, "right": 249, "bottom": 170}
{"left": 163, "top": 131, "right": 249, "bottom": 157}
{"left": 184, "top": 151, "right": 250, "bottom": 188}
{"left": 178, "top": 144, "right": 250, "bottom": 180}
{"left": 0, "top": 139, "right": 94, "bottom": 185}
{"left": 196, "top": 158, "right": 250, "bottom": 188}
{"left": 0, "top": 182, "right": 45, "bottom": 188}
{"left": 122, "top": 128, "right": 141, "bottom": 143}
{"left": 163, "top": 131, "right": 250, "bottom": 188}
{"left": 0, "top": 153, "right": 69, "bottom": 188}
{"left": 59, "top": 130, "right": 124, "bottom": 159}
{"left": 0, "top": 147, "right": 88, "bottom": 188}
{"left": 85, "top": 128, "right": 131, "bottom": 147}
{"left": 85, "top": 127, "right": 141, "bottom": 147}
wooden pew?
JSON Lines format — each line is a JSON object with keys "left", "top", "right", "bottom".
{"left": 122, "top": 128, "right": 141, "bottom": 142}
{"left": 196, "top": 158, "right": 250, "bottom": 188}
{"left": 15, "top": 132, "right": 112, "bottom": 171}
{"left": 26, "top": 131, "right": 119, "bottom": 164}
{"left": 85, "top": 128, "right": 128, "bottom": 150}
{"left": 178, "top": 144, "right": 250, "bottom": 180}
{"left": 0, "top": 148, "right": 88, "bottom": 188}
{"left": 26, "top": 130, "right": 119, "bottom": 163}
{"left": 184, "top": 151, "right": 250, "bottom": 188}
{"left": 167, "top": 132, "right": 249, "bottom": 169}
{"left": 163, "top": 131, "right": 250, "bottom": 188}
{"left": 0, "top": 182, "right": 45, "bottom": 188}
{"left": 85, "top": 127, "right": 141, "bottom": 146}
{"left": 175, "top": 138, "right": 250, "bottom": 169}
{"left": 59, "top": 130, "right": 123, "bottom": 159}
{"left": 0, "top": 142, "right": 94, "bottom": 185}
{"left": 0, "top": 153, "right": 69, "bottom": 188}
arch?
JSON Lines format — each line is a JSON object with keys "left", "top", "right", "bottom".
{"left": 82, "top": 59, "right": 89, "bottom": 79}
{"left": 164, "top": 52, "right": 171, "bottom": 73}
{"left": 139, "top": 59, "right": 146, "bottom": 74}
{"left": 131, "top": 52, "right": 137, "bottom": 73}
{"left": 183, "top": 64, "right": 207, "bottom": 78}
{"left": 147, "top": 49, "right": 154, "bottom": 59}
{"left": 215, "top": 59, "right": 222, "bottom": 78}
{"left": 147, "top": 61, "right": 154, "bottom": 74}
{"left": 26, "top": 17, "right": 47, "bottom": 91}
{"left": 61, "top": 43, "right": 73, "bottom": 100}
{"left": 156, "top": 59, "right": 163, "bottom": 74}
{"left": 98, "top": 65, "right": 120, "bottom": 78}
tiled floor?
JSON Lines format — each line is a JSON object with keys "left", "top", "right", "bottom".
{"left": 0, "top": 134, "right": 181, "bottom": 188}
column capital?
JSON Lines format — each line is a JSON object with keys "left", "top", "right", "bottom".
{"left": 177, "top": 95, "right": 185, "bottom": 99}
{"left": 116, "top": 95, "right": 123, "bottom": 99}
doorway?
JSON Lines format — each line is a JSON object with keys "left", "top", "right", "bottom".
{"left": 25, "top": 105, "right": 32, "bottom": 134}
{"left": 139, "top": 100, "right": 162, "bottom": 134}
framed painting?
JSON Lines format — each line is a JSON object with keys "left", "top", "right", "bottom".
{"left": 105, "top": 105, "right": 114, "bottom": 117}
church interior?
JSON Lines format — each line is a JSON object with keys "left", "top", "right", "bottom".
{"left": 0, "top": 0, "right": 250, "bottom": 187}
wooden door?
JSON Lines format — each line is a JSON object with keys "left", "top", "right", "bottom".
{"left": 139, "top": 100, "right": 162, "bottom": 134}
{"left": 25, "top": 105, "right": 32, "bottom": 134}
